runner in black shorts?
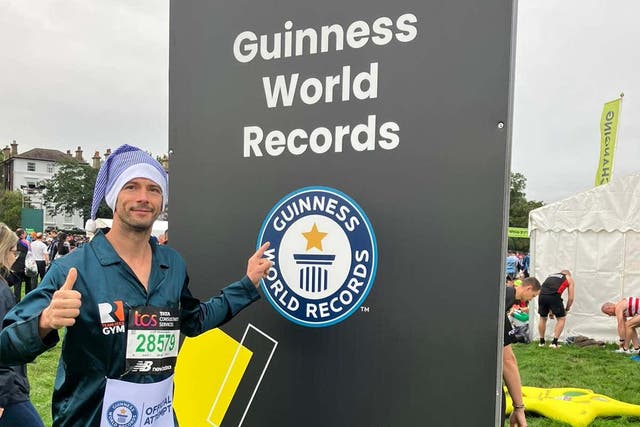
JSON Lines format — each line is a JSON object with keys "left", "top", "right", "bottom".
{"left": 538, "top": 270, "right": 575, "bottom": 348}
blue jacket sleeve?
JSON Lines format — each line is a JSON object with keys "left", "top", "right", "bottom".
{"left": 0, "top": 266, "right": 64, "bottom": 365}
{"left": 179, "top": 275, "right": 260, "bottom": 337}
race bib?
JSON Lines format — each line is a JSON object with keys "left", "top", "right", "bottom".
{"left": 100, "top": 375, "right": 174, "bottom": 427}
{"left": 125, "top": 307, "right": 180, "bottom": 374}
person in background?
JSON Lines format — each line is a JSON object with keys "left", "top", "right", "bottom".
{"left": 506, "top": 251, "right": 519, "bottom": 281}
{"left": 9, "top": 228, "right": 32, "bottom": 302}
{"left": 46, "top": 229, "right": 59, "bottom": 266}
{"left": 54, "top": 232, "right": 70, "bottom": 259}
{"left": 30, "top": 232, "right": 49, "bottom": 282}
{"left": 0, "top": 223, "right": 44, "bottom": 427}
{"left": 522, "top": 253, "right": 530, "bottom": 278}
{"left": 601, "top": 297, "right": 640, "bottom": 354}
{"left": 158, "top": 229, "right": 169, "bottom": 245}
{"left": 537, "top": 270, "right": 575, "bottom": 348}
{"left": 503, "top": 276, "right": 541, "bottom": 427}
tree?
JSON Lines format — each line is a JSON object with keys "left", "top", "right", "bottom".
{"left": 509, "top": 172, "right": 544, "bottom": 251}
{"left": 0, "top": 191, "right": 23, "bottom": 229}
{"left": 41, "top": 159, "right": 111, "bottom": 224}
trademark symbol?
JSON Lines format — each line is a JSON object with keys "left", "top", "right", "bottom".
{"left": 360, "top": 306, "right": 370, "bottom": 313}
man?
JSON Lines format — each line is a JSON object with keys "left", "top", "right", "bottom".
{"left": 537, "top": 270, "right": 575, "bottom": 348}
{"left": 503, "top": 276, "right": 541, "bottom": 426}
{"left": 46, "top": 229, "right": 59, "bottom": 266}
{"left": 30, "top": 232, "right": 49, "bottom": 282}
{"left": 601, "top": 297, "right": 640, "bottom": 353}
{"left": 0, "top": 144, "right": 272, "bottom": 426}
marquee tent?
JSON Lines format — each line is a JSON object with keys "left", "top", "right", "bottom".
{"left": 528, "top": 173, "right": 640, "bottom": 343}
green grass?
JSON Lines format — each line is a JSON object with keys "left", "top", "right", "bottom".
{"left": 514, "top": 342, "right": 640, "bottom": 426}
{"left": 25, "top": 341, "right": 640, "bottom": 426}
{"left": 27, "top": 345, "right": 59, "bottom": 426}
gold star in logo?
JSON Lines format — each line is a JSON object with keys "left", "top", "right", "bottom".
{"left": 302, "top": 223, "right": 328, "bottom": 251}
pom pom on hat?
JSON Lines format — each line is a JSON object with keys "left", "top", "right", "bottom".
{"left": 87, "top": 144, "right": 168, "bottom": 231}
{"left": 85, "top": 219, "right": 97, "bottom": 234}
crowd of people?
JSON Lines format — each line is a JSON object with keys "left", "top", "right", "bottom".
{"left": 4, "top": 228, "right": 88, "bottom": 303}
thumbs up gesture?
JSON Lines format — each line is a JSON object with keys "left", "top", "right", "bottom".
{"left": 39, "top": 268, "right": 82, "bottom": 337}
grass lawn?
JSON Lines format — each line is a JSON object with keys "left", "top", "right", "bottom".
{"left": 27, "top": 344, "right": 59, "bottom": 427}
{"left": 26, "top": 341, "right": 640, "bottom": 426}
{"left": 513, "top": 342, "right": 640, "bottom": 426}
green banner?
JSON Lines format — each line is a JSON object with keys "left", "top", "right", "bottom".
{"left": 595, "top": 98, "right": 622, "bottom": 186}
{"left": 21, "top": 208, "right": 44, "bottom": 232}
{"left": 508, "top": 227, "right": 529, "bottom": 239}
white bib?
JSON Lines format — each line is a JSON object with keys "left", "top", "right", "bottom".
{"left": 100, "top": 375, "right": 174, "bottom": 427}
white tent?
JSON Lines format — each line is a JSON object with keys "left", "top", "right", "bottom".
{"left": 528, "top": 173, "right": 640, "bottom": 343}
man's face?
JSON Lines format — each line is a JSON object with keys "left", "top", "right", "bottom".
{"left": 601, "top": 304, "right": 615, "bottom": 316}
{"left": 113, "top": 178, "right": 163, "bottom": 232}
{"left": 521, "top": 286, "right": 540, "bottom": 302}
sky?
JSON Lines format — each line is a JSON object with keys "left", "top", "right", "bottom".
{"left": 0, "top": 0, "right": 169, "bottom": 159}
{"left": 0, "top": 0, "right": 638, "bottom": 204}
{"left": 512, "top": 1, "right": 640, "bottom": 202}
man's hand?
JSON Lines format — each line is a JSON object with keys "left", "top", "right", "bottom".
{"left": 509, "top": 407, "right": 527, "bottom": 426}
{"left": 38, "top": 268, "right": 81, "bottom": 338}
{"left": 247, "top": 242, "right": 273, "bottom": 287}
{"left": 0, "top": 407, "right": 4, "bottom": 419}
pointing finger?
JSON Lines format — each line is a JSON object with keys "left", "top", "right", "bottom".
{"left": 62, "top": 267, "right": 78, "bottom": 291}
{"left": 253, "top": 242, "right": 270, "bottom": 259}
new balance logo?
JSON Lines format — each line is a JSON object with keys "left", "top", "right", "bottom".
{"left": 130, "top": 360, "right": 154, "bottom": 372}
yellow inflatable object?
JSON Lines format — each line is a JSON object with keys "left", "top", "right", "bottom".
{"left": 506, "top": 386, "right": 640, "bottom": 427}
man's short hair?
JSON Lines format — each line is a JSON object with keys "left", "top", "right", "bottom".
{"left": 521, "top": 277, "right": 541, "bottom": 291}
{"left": 601, "top": 302, "right": 615, "bottom": 314}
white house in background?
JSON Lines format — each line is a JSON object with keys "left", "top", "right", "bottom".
{"left": 0, "top": 141, "right": 104, "bottom": 231}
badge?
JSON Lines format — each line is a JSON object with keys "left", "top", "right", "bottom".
{"left": 125, "top": 307, "right": 180, "bottom": 374}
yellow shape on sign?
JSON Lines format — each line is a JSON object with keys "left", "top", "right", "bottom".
{"left": 174, "top": 328, "right": 253, "bottom": 426}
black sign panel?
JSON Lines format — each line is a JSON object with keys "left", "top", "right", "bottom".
{"left": 170, "top": 1, "right": 513, "bottom": 425}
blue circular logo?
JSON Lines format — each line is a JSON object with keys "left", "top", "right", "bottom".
{"left": 258, "top": 186, "right": 377, "bottom": 327}
{"left": 106, "top": 400, "right": 138, "bottom": 427}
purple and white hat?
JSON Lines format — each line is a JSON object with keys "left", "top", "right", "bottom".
{"left": 85, "top": 144, "right": 167, "bottom": 232}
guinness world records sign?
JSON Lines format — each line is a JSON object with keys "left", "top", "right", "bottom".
{"left": 170, "top": 1, "right": 514, "bottom": 426}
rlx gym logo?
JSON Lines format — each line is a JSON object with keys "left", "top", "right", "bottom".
{"left": 99, "top": 300, "right": 125, "bottom": 335}
{"left": 258, "top": 186, "right": 377, "bottom": 327}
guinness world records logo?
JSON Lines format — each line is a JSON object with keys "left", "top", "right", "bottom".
{"left": 258, "top": 186, "right": 377, "bottom": 327}
{"left": 106, "top": 400, "right": 138, "bottom": 427}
